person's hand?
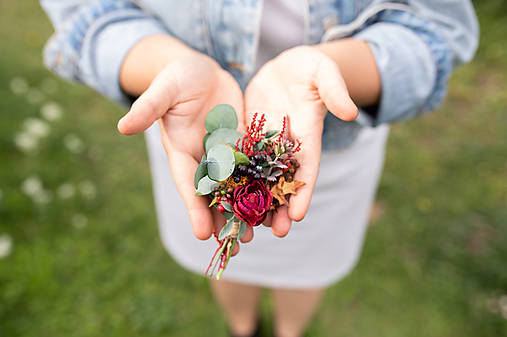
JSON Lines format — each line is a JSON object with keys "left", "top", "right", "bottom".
{"left": 244, "top": 46, "right": 358, "bottom": 237}
{"left": 118, "top": 51, "right": 253, "bottom": 251}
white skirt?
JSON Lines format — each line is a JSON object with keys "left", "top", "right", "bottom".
{"left": 145, "top": 123, "right": 389, "bottom": 289}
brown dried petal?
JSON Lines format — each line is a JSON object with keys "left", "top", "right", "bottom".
{"left": 282, "top": 179, "right": 305, "bottom": 195}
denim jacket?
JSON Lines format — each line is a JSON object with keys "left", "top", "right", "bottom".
{"left": 40, "top": 0, "right": 478, "bottom": 150}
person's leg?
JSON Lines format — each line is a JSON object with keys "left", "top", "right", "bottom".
{"left": 271, "top": 287, "right": 325, "bottom": 337}
{"left": 210, "top": 279, "right": 263, "bottom": 336}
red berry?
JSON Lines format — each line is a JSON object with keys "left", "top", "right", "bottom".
{"left": 217, "top": 204, "right": 225, "bottom": 213}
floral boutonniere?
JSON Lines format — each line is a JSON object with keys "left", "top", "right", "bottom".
{"left": 194, "top": 104, "right": 305, "bottom": 279}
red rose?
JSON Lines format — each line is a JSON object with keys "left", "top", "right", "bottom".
{"left": 232, "top": 180, "right": 273, "bottom": 227}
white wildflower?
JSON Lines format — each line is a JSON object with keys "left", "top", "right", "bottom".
{"left": 64, "top": 134, "right": 85, "bottom": 154}
{"left": 79, "top": 180, "right": 97, "bottom": 200}
{"left": 32, "top": 189, "right": 53, "bottom": 205}
{"left": 41, "top": 102, "right": 63, "bottom": 121}
{"left": 26, "top": 89, "right": 45, "bottom": 104}
{"left": 0, "top": 234, "right": 13, "bottom": 259}
{"left": 500, "top": 295, "right": 507, "bottom": 320}
{"left": 24, "top": 117, "right": 50, "bottom": 138}
{"left": 72, "top": 214, "right": 88, "bottom": 229}
{"left": 14, "top": 131, "right": 38, "bottom": 152}
{"left": 57, "top": 183, "right": 75, "bottom": 199}
{"left": 9, "top": 77, "right": 29, "bottom": 95}
{"left": 21, "top": 176, "right": 43, "bottom": 196}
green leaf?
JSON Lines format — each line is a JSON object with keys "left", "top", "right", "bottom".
{"left": 195, "top": 176, "right": 218, "bottom": 196}
{"left": 202, "top": 133, "right": 210, "bottom": 150}
{"left": 223, "top": 212, "right": 234, "bottom": 219}
{"left": 218, "top": 217, "right": 235, "bottom": 240}
{"left": 207, "top": 144, "right": 235, "bottom": 181}
{"left": 205, "top": 104, "right": 238, "bottom": 132}
{"left": 205, "top": 128, "right": 241, "bottom": 153}
{"left": 221, "top": 201, "right": 233, "bottom": 212}
{"left": 234, "top": 151, "right": 250, "bottom": 165}
{"left": 194, "top": 155, "right": 208, "bottom": 189}
{"left": 237, "top": 221, "right": 247, "bottom": 240}
{"left": 264, "top": 130, "right": 280, "bottom": 138}
{"left": 254, "top": 140, "right": 265, "bottom": 152}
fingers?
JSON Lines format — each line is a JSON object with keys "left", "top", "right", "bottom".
{"left": 231, "top": 241, "right": 240, "bottom": 256}
{"left": 263, "top": 212, "right": 273, "bottom": 227}
{"left": 160, "top": 127, "right": 215, "bottom": 240}
{"left": 118, "top": 66, "right": 179, "bottom": 135}
{"left": 287, "top": 128, "right": 321, "bottom": 222}
{"left": 271, "top": 206, "right": 292, "bottom": 237}
{"left": 316, "top": 58, "right": 358, "bottom": 122}
{"left": 240, "top": 225, "right": 254, "bottom": 243}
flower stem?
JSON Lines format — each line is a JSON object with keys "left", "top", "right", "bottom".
{"left": 216, "top": 238, "right": 236, "bottom": 280}
{"left": 206, "top": 240, "right": 227, "bottom": 277}
{"left": 206, "top": 221, "right": 240, "bottom": 279}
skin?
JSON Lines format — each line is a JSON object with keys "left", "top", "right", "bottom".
{"left": 119, "top": 34, "right": 381, "bottom": 336}
{"left": 118, "top": 35, "right": 253, "bottom": 254}
{"left": 245, "top": 45, "right": 359, "bottom": 237}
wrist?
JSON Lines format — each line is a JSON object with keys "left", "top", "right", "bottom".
{"left": 314, "top": 39, "right": 381, "bottom": 107}
{"left": 119, "top": 34, "right": 204, "bottom": 96}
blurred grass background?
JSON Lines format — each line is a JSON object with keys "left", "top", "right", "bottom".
{"left": 0, "top": 1, "right": 506, "bottom": 336}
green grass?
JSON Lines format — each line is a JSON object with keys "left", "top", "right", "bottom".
{"left": 0, "top": 1, "right": 506, "bottom": 336}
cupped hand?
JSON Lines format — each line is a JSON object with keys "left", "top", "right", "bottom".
{"left": 118, "top": 52, "right": 253, "bottom": 250}
{"left": 245, "top": 46, "right": 358, "bottom": 237}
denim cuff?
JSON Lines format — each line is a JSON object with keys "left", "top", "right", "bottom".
{"left": 353, "top": 12, "right": 453, "bottom": 126}
{"left": 43, "top": 3, "right": 169, "bottom": 105}
{"left": 83, "top": 16, "right": 168, "bottom": 105}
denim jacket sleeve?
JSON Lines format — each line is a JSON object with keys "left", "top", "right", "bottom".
{"left": 40, "top": 0, "right": 169, "bottom": 105}
{"left": 351, "top": 0, "right": 479, "bottom": 126}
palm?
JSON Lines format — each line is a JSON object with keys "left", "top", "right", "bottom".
{"left": 160, "top": 59, "right": 243, "bottom": 157}
{"left": 245, "top": 46, "right": 358, "bottom": 236}
{"left": 120, "top": 55, "right": 248, "bottom": 245}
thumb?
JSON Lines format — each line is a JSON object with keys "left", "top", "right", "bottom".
{"left": 118, "top": 66, "right": 179, "bottom": 135}
{"left": 315, "top": 59, "right": 358, "bottom": 122}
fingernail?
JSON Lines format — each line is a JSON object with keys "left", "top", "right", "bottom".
{"left": 117, "top": 116, "right": 127, "bottom": 133}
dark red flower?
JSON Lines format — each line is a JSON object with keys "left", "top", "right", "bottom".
{"left": 232, "top": 180, "right": 273, "bottom": 226}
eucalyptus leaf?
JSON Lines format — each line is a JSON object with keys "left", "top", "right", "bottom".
{"left": 223, "top": 212, "right": 235, "bottom": 220}
{"left": 221, "top": 201, "right": 233, "bottom": 212}
{"left": 202, "top": 133, "right": 210, "bottom": 150}
{"left": 205, "top": 128, "right": 241, "bottom": 153}
{"left": 234, "top": 151, "right": 250, "bottom": 165}
{"left": 205, "top": 104, "right": 238, "bottom": 132}
{"left": 219, "top": 217, "right": 235, "bottom": 240}
{"left": 194, "top": 155, "right": 208, "bottom": 189}
{"left": 196, "top": 176, "right": 217, "bottom": 196}
{"left": 207, "top": 144, "right": 235, "bottom": 181}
